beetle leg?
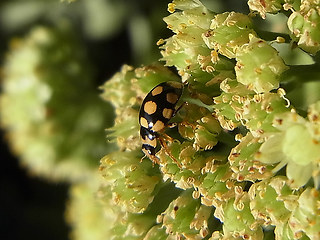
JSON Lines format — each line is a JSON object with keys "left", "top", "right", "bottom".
{"left": 144, "top": 154, "right": 160, "bottom": 166}
{"left": 159, "top": 137, "right": 182, "bottom": 168}
{"left": 167, "top": 122, "right": 177, "bottom": 128}
{"left": 150, "top": 154, "right": 160, "bottom": 165}
{"left": 173, "top": 102, "right": 188, "bottom": 117}
{"left": 161, "top": 132, "right": 175, "bottom": 143}
{"left": 140, "top": 155, "right": 147, "bottom": 163}
{"left": 141, "top": 149, "right": 160, "bottom": 166}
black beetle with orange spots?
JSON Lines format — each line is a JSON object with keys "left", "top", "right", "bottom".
{"left": 139, "top": 81, "right": 184, "bottom": 167}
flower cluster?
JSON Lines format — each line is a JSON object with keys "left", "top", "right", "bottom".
{"left": 248, "top": 0, "right": 320, "bottom": 54}
{"left": 0, "top": 26, "right": 115, "bottom": 182}
{"left": 0, "top": 25, "right": 119, "bottom": 239}
{"left": 99, "top": 0, "right": 320, "bottom": 239}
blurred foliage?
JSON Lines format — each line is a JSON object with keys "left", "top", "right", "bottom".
{"left": 0, "top": 0, "right": 176, "bottom": 65}
{"left": 0, "top": 25, "right": 116, "bottom": 182}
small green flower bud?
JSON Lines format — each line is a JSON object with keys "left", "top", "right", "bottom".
{"left": 177, "top": 104, "right": 221, "bottom": 150}
{"left": 165, "top": 0, "right": 213, "bottom": 32}
{"left": 134, "top": 64, "right": 181, "bottom": 95}
{"left": 108, "top": 107, "right": 140, "bottom": 151}
{"left": 283, "top": 123, "right": 320, "bottom": 166}
{"left": 160, "top": 190, "right": 212, "bottom": 239}
{"left": 289, "top": 188, "right": 320, "bottom": 239}
{"left": 194, "top": 125, "right": 219, "bottom": 150}
{"left": 229, "top": 133, "right": 273, "bottom": 182}
{"left": 214, "top": 79, "right": 252, "bottom": 130}
{"left": 216, "top": 194, "right": 264, "bottom": 240}
{"left": 257, "top": 111, "right": 320, "bottom": 188}
{"left": 248, "top": 0, "right": 284, "bottom": 19}
{"left": 158, "top": 141, "right": 204, "bottom": 189}
{"left": 198, "top": 164, "right": 238, "bottom": 206}
{"left": 100, "top": 65, "right": 136, "bottom": 109}
{"left": 202, "top": 12, "right": 257, "bottom": 59}
{"left": 235, "top": 34, "right": 289, "bottom": 93}
{"left": 287, "top": 0, "right": 320, "bottom": 54}
{"left": 248, "top": 177, "right": 295, "bottom": 227}
{"left": 161, "top": 1, "right": 214, "bottom": 79}
{"left": 100, "top": 150, "right": 161, "bottom": 213}
{"left": 241, "top": 92, "right": 290, "bottom": 134}
{"left": 255, "top": 132, "right": 286, "bottom": 165}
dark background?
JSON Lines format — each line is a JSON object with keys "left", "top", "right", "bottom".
{"left": 0, "top": 133, "right": 70, "bottom": 240}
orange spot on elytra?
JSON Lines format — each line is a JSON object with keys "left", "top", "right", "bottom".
{"left": 166, "top": 93, "right": 178, "bottom": 104}
{"left": 144, "top": 101, "right": 157, "bottom": 115}
{"left": 151, "top": 86, "right": 163, "bottom": 96}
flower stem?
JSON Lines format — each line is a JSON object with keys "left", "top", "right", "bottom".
{"left": 280, "top": 64, "right": 320, "bottom": 93}
{"left": 254, "top": 29, "right": 291, "bottom": 42}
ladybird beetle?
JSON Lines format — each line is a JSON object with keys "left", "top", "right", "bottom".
{"left": 139, "top": 81, "right": 184, "bottom": 166}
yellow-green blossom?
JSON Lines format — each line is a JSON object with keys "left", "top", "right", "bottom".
{"left": 289, "top": 188, "right": 320, "bottom": 239}
{"left": 0, "top": 26, "right": 115, "bottom": 182}
{"left": 160, "top": 190, "right": 212, "bottom": 239}
{"left": 100, "top": 150, "right": 161, "bottom": 213}
{"left": 235, "top": 34, "right": 289, "bottom": 93}
{"left": 203, "top": 12, "right": 257, "bottom": 59}
{"left": 287, "top": 0, "right": 320, "bottom": 54}
{"left": 257, "top": 109, "right": 320, "bottom": 188}
{"left": 66, "top": 178, "right": 116, "bottom": 240}
{"left": 248, "top": 0, "right": 285, "bottom": 19}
